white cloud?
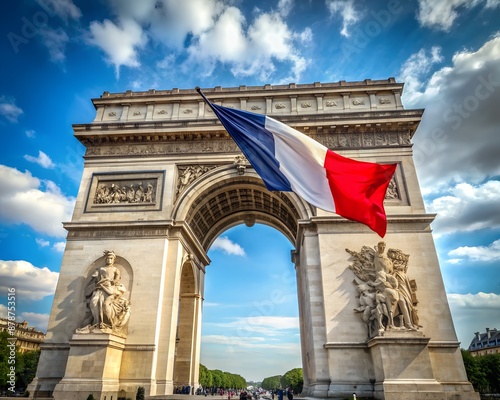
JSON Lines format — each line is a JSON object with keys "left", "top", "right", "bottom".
{"left": 187, "top": 9, "right": 308, "bottom": 82}
{"left": 427, "top": 180, "right": 500, "bottom": 235}
{"left": 87, "top": 0, "right": 309, "bottom": 83}
{"left": 35, "top": 0, "right": 82, "bottom": 22}
{"left": 0, "top": 96, "right": 23, "bottom": 123}
{"left": 217, "top": 316, "right": 299, "bottom": 336}
{"left": 211, "top": 236, "right": 246, "bottom": 256}
{"left": 39, "top": 27, "right": 69, "bottom": 63}
{"left": 277, "top": 0, "right": 294, "bottom": 17}
{"left": 52, "top": 241, "right": 66, "bottom": 252}
{"left": 416, "top": 0, "right": 499, "bottom": 31}
{"left": 202, "top": 334, "right": 297, "bottom": 350}
{"left": 0, "top": 260, "right": 59, "bottom": 301}
{"left": 106, "top": 0, "right": 222, "bottom": 49}
{"left": 398, "top": 46, "right": 443, "bottom": 104}
{"left": 448, "top": 292, "right": 500, "bottom": 347}
{"left": 36, "top": 238, "right": 50, "bottom": 247}
{"left": 400, "top": 35, "right": 500, "bottom": 191}
{"left": 0, "top": 305, "right": 49, "bottom": 332}
{"left": 24, "top": 151, "right": 56, "bottom": 169}
{"left": 19, "top": 311, "right": 50, "bottom": 332}
{"left": 0, "top": 165, "right": 75, "bottom": 237}
{"left": 87, "top": 18, "right": 148, "bottom": 77}
{"left": 25, "top": 130, "right": 36, "bottom": 138}
{"left": 326, "top": 0, "right": 361, "bottom": 37}
{"left": 448, "top": 239, "right": 500, "bottom": 263}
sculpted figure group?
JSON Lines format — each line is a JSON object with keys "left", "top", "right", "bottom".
{"left": 346, "top": 241, "right": 420, "bottom": 338}
{"left": 94, "top": 182, "right": 154, "bottom": 204}
{"left": 77, "top": 250, "right": 131, "bottom": 336}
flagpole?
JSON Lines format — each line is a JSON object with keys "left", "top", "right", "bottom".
{"left": 195, "top": 86, "right": 215, "bottom": 112}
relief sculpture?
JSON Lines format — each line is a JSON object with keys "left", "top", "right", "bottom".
{"left": 176, "top": 165, "right": 217, "bottom": 200}
{"left": 94, "top": 181, "right": 155, "bottom": 204}
{"left": 346, "top": 241, "right": 420, "bottom": 338}
{"left": 77, "top": 250, "right": 131, "bottom": 337}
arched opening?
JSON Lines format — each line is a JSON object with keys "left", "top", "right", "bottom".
{"left": 174, "top": 260, "right": 199, "bottom": 393}
{"left": 201, "top": 223, "right": 301, "bottom": 382}
{"left": 171, "top": 165, "right": 313, "bottom": 388}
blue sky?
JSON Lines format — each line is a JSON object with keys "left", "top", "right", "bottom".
{"left": 0, "top": 0, "right": 499, "bottom": 382}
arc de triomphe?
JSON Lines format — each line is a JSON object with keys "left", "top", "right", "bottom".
{"left": 29, "top": 79, "right": 477, "bottom": 400}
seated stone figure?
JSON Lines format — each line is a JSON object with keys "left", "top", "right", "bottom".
{"left": 77, "top": 250, "right": 131, "bottom": 335}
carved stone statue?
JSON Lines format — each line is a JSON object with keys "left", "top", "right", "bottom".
{"left": 77, "top": 250, "right": 131, "bottom": 336}
{"left": 175, "top": 165, "right": 214, "bottom": 199}
{"left": 346, "top": 242, "right": 420, "bottom": 338}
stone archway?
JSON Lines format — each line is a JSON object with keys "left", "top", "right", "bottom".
{"left": 29, "top": 80, "right": 478, "bottom": 400}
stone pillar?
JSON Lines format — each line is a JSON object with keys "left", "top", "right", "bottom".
{"left": 52, "top": 333, "right": 126, "bottom": 400}
{"left": 297, "top": 223, "right": 330, "bottom": 397}
{"left": 175, "top": 293, "right": 198, "bottom": 388}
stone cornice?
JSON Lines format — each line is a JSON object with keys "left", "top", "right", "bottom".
{"left": 92, "top": 78, "right": 403, "bottom": 105}
{"left": 75, "top": 109, "right": 422, "bottom": 137}
{"left": 64, "top": 220, "right": 210, "bottom": 266}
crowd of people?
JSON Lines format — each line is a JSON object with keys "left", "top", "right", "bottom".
{"left": 187, "top": 387, "right": 295, "bottom": 400}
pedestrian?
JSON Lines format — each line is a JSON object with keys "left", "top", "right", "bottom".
{"left": 287, "top": 388, "right": 293, "bottom": 400}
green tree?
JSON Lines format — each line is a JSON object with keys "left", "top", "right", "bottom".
{"left": 199, "top": 364, "right": 213, "bottom": 388}
{"left": 0, "top": 331, "right": 11, "bottom": 390}
{"left": 477, "top": 353, "right": 500, "bottom": 393}
{"left": 261, "top": 375, "right": 281, "bottom": 390}
{"left": 281, "top": 368, "right": 303, "bottom": 394}
{"left": 211, "top": 369, "right": 223, "bottom": 388}
{"left": 16, "top": 350, "right": 40, "bottom": 390}
{"left": 461, "top": 349, "right": 487, "bottom": 392}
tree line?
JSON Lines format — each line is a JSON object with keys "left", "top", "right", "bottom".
{"left": 0, "top": 331, "right": 40, "bottom": 395}
{"left": 461, "top": 349, "right": 500, "bottom": 394}
{"left": 261, "top": 368, "right": 303, "bottom": 394}
{"left": 199, "top": 364, "right": 247, "bottom": 390}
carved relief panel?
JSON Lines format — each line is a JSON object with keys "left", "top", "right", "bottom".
{"left": 85, "top": 171, "right": 165, "bottom": 212}
{"left": 346, "top": 242, "right": 421, "bottom": 338}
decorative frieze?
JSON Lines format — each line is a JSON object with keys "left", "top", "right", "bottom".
{"left": 85, "top": 171, "right": 165, "bottom": 213}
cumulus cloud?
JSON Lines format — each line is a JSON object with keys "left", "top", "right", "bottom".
{"left": 448, "top": 239, "right": 500, "bottom": 263}
{"left": 0, "top": 165, "right": 75, "bottom": 237}
{"left": 416, "top": 0, "right": 499, "bottom": 31}
{"left": 211, "top": 236, "right": 246, "bottom": 256}
{"left": 87, "top": 18, "right": 148, "bottom": 77}
{"left": 0, "top": 96, "right": 23, "bottom": 123}
{"left": 89, "top": 0, "right": 309, "bottom": 83}
{"left": 0, "top": 260, "right": 59, "bottom": 301}
{"left": 400, "top": 35, "right": 500, "bottom": 192}
{"left": 448, "top": 292, "right": 500, "bottom": 347}
{"left": 426, "top": 180, "right": 500, "bottom": 235}
{"left": 398, "top": 46, "right": 443, "bottom": 104}
{"left": 24, "top": 151, "right": 56, "bottom": 169}
{"left": 326, "top": 0, "right": 361, "bottom": 37}
{"left": 186, "top": 8, "right": 309, "bottom": 82}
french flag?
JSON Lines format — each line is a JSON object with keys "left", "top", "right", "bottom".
{"left": 197, "top": 88, "right": 396, "bottom": 237}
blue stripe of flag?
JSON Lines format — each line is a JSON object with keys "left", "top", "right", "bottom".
{"left": 210, "top": 104, "right": 292, "bottom": 191}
